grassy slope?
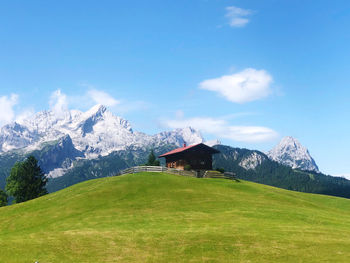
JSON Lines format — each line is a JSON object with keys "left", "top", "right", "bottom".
{"left": 1, "top": 173, "right": 350, "bottom": 263}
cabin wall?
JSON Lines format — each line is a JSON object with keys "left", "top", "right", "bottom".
{"left": 165, "top": 152, "right": 213, "bottom": 170}
{"left": 165, "top": 153, "right": 188, "bottom": 170}
{"left": 184, "top": 152, "right": 212, "bottom": 170}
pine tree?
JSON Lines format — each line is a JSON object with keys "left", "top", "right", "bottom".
{"left": 146, "top": 150, "right": 160, "bottom": 166}
{"left": 6, "top": 156, "right": 48, "bottom": 203}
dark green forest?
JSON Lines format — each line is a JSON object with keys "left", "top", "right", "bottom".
{"left": 213, "top": 145, "right": 350, "bottom": 198}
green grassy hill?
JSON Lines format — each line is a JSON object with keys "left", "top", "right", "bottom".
{"left": 1, "top": 173, "right": 350, "bottom": 262}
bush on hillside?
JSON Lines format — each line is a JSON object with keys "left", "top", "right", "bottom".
{"left": 184, "top": 164, "right": 192, "bottom": 171}
{"left": 215, "top": 167, "right": 225, "bottom": 173}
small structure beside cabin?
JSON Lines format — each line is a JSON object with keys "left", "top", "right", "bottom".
{"left": 158, "top": 143, "right": 220, "bottom": 171}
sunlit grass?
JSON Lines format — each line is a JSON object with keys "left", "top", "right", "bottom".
{"left": 1, "top": 172, "right": 350, "bottom": 262}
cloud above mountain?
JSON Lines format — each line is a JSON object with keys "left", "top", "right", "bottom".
{"left": 0, "top": 94, "right": 18, "bottom": 126}
{"left": 163, "top": 116, "right": 278, "bottom": 143}
{"left": 0, "top": 88, "right": 150, "bottom": 130}
{"left": 49, "top": 89, "right": 69, "bottom": 118}
{"left": 49, "top": 88, "right": 121, "bottom": 112}
{"left": 87, "top": 89, "right": 120, "bottom": 107}
{"left": 199, "top": 68, "right": 273, "bottom": 103}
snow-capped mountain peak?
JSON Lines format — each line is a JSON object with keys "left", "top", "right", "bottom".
{"left": 86, "top": 104, "right": 106, "bottom": 115}
{"left": 267, "top": 136, "right": 319, "bottom": 172}
{"left": 151, "top": 126, "right": 204, "bottom": 148}
{"left": 0, "top": 104, "right": 206, "bottom": 158}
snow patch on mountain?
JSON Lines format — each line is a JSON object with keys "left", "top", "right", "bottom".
{"left": 0, "top": 122, "right": 38, "bottom": 152}
{"left": 47, "top": 167, "right": 71, "bottom": 179}
{"left": 267, "top": 136, "right": 319, "bottom": 172}
{"left": 239, "top": 152, "right": 266, "bottom": 170}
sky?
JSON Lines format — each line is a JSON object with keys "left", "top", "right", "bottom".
{"left": 0, "top": 0, "right": 350, "bottom": 176}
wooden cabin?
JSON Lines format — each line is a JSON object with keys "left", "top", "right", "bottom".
{"left": 158, "top": 143, "right": 220, "bottom": 171}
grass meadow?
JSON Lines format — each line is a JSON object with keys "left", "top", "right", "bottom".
{"left": 1, "top": 172, "right": 350, "bottom": 262}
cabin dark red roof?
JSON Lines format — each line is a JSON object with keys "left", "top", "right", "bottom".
{"left": 158, "top": 143, "right": 202, "bottom": 157}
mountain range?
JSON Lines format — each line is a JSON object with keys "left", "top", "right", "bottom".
{"left": 0, "top": 105, "right": 205, "bottom": 178}
{"left": 1, "top": 104, "right": 350, "bottom": 198}
{"left": 0, "top": 104, "right": 204, "bottom": 157}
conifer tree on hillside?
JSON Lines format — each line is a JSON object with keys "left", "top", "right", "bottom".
{"left": 145, "top": 150, "right": 160, "bottom": 166}
{"left": 0, "top": 189, "right": 7, "bottom": 207}
{"left": 6, "top": 156, "right": 48, "bottom": 203}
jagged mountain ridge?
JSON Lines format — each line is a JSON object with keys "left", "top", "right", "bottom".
{"left": 0, "top": 104, "right": 204, "bottom": 157}
{"left": 267, "top": 136, "right": 319, "bottom": 172}
{"left": 0, "top": 104, "right": 206, "bottom": 179}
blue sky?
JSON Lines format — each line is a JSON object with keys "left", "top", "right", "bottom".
{"left": 1, "top": 0, "right": 350, "bottom": 176}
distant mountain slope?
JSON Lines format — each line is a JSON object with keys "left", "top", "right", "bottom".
{"left": 46, "top": 144, "right": 175, "bottom": 192}
{"left": 267, "top": 136, "right": 319, "bottom": 172}
{"left": 1, "top": 173, "right": 350, "bottom": 262}
{"left": 213, "top": 145, "right": 350, "bottom": 199}
{"left": 0, "top": 135, "right": 85, "bottom": 189}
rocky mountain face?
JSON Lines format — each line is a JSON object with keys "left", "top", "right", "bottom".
{"left": 0, "top": 122, "right": 38, "bottom": 152}
{"left": 31, "top": 135, "right": 85, "bottom": 178}
{"left": 213, "top": 145, "right": 269, "bottom": 172}
{"left": 0, "top": 104, "right": 207, "bottom": 184}
{"left": 0, "top": 104, "right": 204, "bottom": 157}
{"left": 267, "top": 136, "right": 319, "bottom": 172}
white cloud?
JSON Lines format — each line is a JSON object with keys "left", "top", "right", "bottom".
{"left": 0, "top": 88, "right": 147, "bottom": 128}
{"left": 0, "top": 94, "right": 19, "bottom": 127}
{"left": 49, "top": 87, "right": 145, "bottom": 116}
{"left": 199, "top": 68, "right": 273, "bottom": 103}
{"left": 164, "top": 116, "right": 278, "bottom": 143}
{"left": 49, "top": 89, "right": 68, "bottom": 118}
{"left": 87, "top": 89, "right": 120, "bottom": 107}
{"left": 16, "top": 108, "right": 35, "bottom": 124}
{"left": 225, "top": 6, "right": 253, "bottom": 27}
{"left": 224, "top": 125, "right": 278, "bottom": 142}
